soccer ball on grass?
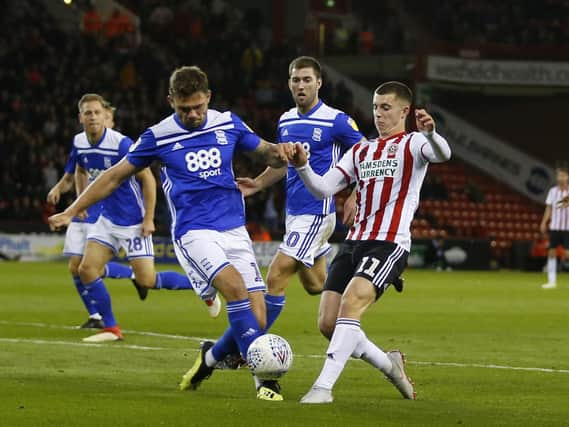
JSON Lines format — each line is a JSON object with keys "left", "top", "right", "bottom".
{"left": 246, "top": 333, "right": 293, "bottom": 380}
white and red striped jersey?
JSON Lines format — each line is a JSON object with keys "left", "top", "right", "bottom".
{"left": 545, "top": 186, "right": 569, "bottom": 231}
{"left": 335, "top": 131, "right": 435, "bottom": 251}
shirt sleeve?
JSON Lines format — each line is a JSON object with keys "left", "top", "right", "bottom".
{"left": 333, "top": 113, "right": 364, "bottom": 151}
{"left": 334, "top": 145, "right": 357, "bottom": 185}
{"left": 412, "top": 131, "right": 452, "bottom": 163}
{"left": 118, "top": 136, "right": 135, "bottom": 158}
{"left": 232, "top": 113, "right": 261, "bottom": 152}
{"left": 63, "top": 148, "right": 77, "bottom": 174}
{"left": 126, "top": 129, "right": 157, "bottom": 168}
{"left": 545, "top": 188, "right": 555, "bottom": 205}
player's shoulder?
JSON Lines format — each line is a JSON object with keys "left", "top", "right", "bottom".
{"left": 310, "top": 101, "right": 345, "bottom": 121}
{"left": 205, "top": 109, "right": 234, "bottom": 128}
{"left": 73, "top": 131, "right": 89, "bottom": 148}
{"left": 101, "top": 128, "right": 131, "bottom": 150}
{"left": 149, "top": 114, "right": 182, "bottom": 139}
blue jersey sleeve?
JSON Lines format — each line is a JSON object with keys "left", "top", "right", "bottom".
{"left": 118, "top": 136, "right": 134, "bottom": 158}
{"left": 231, "top": 113, "right": 261, "bottom": 152}
{"left": 333, "top": 113, "right": 364, "bottom": 151}
{"left": 126, "top": 129, "right": 157, "bottom": 168}
{"left": 64, "top": 148, "right": 77, "bottom": 174}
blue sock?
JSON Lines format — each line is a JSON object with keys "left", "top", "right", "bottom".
{"left": 227, "top": 299, "right": 262, "bottom": 357}
{"left": 103, "top": 262, "right": 133, "bottom": 279}
{"left": 211, "top": 327, "right": 239, "bottom": 361}
{"left": 72, "top": 276, "right": 98, "bottom": 316}
{"left": 85, "top": 278, "right": 117, "bottom": 327}
{"left": 265, "top": 294, "right": 286, "bottom": 332}
{"left": 154, "top": 271, "right": 193, "bottom": 290}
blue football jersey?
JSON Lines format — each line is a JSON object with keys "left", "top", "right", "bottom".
{"left": 126, "top": 110, "right": 261, "bottom": 239}
{"left": 65, "top": 139, "right": 104, "bottom": 224}
{"left": 277, "top": 100, "right": 363, "bottom": 215}
{"left": 73, "top": 128, "right": 145, "bottom": 226}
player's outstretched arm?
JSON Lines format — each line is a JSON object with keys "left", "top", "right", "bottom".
{"left": 48, "top": 158, "right": 140, "bottom": 231}
{"left": 292, "top": 143, "right": 348, "bottom": 199}
{"left": 236, "top": 166, "right": 287, "bottom": 197}
{"left": 46, "top": 173, "right": 74, "bottom": 205}
{"left": 136, "top": 167, "right": 157, "bottom": 237}
{"left": 253, "top": 139, "right": 292, "bottom": 169}
{"left": 416, "top": 109, "right": 451, "bottom": 163}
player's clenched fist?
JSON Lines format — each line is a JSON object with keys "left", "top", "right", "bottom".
{"left": 48, "top": 211, "right": 73, "bottom": 231}
{"left": 289, "top": 142, "right": 308, "bottom": 168}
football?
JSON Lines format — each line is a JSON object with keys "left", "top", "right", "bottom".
{"left": 246, "top": 333, "right": 293, "bottom": 380}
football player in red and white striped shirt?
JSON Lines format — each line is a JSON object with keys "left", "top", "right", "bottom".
{"left": 289, "top": 81, "right": 451, "bottom": 404}
{"left": 539, "top": 165, "right": 569, "bottom": 289}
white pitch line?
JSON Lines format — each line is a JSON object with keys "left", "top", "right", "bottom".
{"left": 0, "top": 337, "right": 167, "bottom": 351}
{"left": 0, "top": 320, "right": 208, "bottom": 342}
{"left": 2, "top": 320, "right": 569, "bottom": 375}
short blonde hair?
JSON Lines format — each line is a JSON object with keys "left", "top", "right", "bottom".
{"left": 77, "top": 93, "right": 106, "bottom": 112}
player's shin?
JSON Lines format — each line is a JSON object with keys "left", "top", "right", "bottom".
{"left": 264, "top": 294, "right": 285, "bottom": 331}
{"left": 313, "top": 318, "right": 363, "bottom": 390}
{"left": 227, "top": 299, "right": 262, "bottom": 356}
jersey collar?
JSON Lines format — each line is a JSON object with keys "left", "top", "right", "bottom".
{"left": 173, "top": 113, "right": 208, "bottom": 132}
{"left": 88, "top": 127, "right": 107, "bottom": 147}
{"left": 297, "top": 99, "right": 323, "bottom": 118}
{"left": 378, "top": 131, "right": 406, "bottom": 144}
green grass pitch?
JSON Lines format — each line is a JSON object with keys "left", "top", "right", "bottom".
{"left": 1, "top": 262, "right": 568, "bottom": 426}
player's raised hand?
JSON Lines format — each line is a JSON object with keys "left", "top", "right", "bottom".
{"left": 416, "top": 109, "right": 435, "bottom": 134}
{"left": 289, "top": 142, "right": 308, "bottom": 168}
{"left": 236, "top": 177, "right": 261, "bottom": 197}
{"left": 48, "top": 211, "right": 73, "bottom": 231}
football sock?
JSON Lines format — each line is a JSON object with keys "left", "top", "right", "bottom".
{"left": 264, "top": 294, "right": 285, "bottom": 331}
{"left": 72, "top": 276, "right": 99, "bottom": 316}
{"left": 314, "top": 318, "right": 362, "bottom": 390}
{"left": 352, "top": 331, "right": 392, "bottom": 373}
{"left": 547, "top": 257, "right": 557, "bottom": 284}
{"left": 103, "top": 262, "right": 133, "bottom": 279}
{"left": 210, "top": 327, "right": 239, "bottom": 364}
{"left": 154, "top": 271, "right": 193, "bottom": 290}
{"left": 84, "top": 277, "right": 117, "bottom": 328}
{"left": 227, "top": 299, "right": 262, "bottom": 357}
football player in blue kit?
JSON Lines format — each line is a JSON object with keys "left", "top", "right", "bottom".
{"left": 237, "top": 56, "right": 365, "bottom": 333}
{"left": 51, "top": 93, "right": 219, "bottom": 343}
{"left": 48, "top": 68, "right": 291, "bottom": 400}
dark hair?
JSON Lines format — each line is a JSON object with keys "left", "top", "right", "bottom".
{"left": 374, "top": 81, "right": 413, "bottom": 105}
{"left": 77, "top": 93, "right": 106, "bottom": 112}
{"left": 169, "top": 66, "right": 209, "bottom": 98}
{"left": 288, "top": 56, "right": 322, "bottom": 79}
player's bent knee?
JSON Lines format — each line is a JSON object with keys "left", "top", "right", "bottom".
{"left": 304, "top": 282, "right": 324, "bottom": 295}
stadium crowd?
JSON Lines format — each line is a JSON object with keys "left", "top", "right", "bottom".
{"left": 0, "top": 0, "right": 372, "bottom": 233}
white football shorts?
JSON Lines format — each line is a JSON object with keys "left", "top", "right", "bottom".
{"left": 87, "top": 215, "right": 154, "bottom": 259}
{"left": 63, "top": 221, "right": 92, "bottom": 256}
{"left": 279, "top": 213, "right": 336, "bottom": 267}
{"left": 174, "top": 226, "right": 266, "bottom": 300}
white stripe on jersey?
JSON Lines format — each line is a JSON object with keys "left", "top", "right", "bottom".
{"left": 77, "top": 148, "right": 119, "bottom": 156}
{"left": 279, "top": 119, "right": 334, "bottom": 128}
{"left": 547, "top": 186, "right": 569, "bottom": 230}
{"left": 128, "top": 176, "right": 146, "bottom": 217}
{"left": 156, "top": 123, "right": 235, "bottom": 146}
{"left": 346, "top": 133, "right": 428, "bottom": 251}
{"left": 161, "top": 168, "right": 177, "bottom": 236}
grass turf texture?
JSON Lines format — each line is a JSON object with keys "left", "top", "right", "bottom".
{"left": 1, "top": 262, "right": 568, "bottom": 426}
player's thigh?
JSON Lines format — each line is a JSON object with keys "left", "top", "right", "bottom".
{"left": 279, "top": 213, "right": 335, "bottom": 269}
{"left": 339, "top": 276, "right": 377, "bottom": 319}
{"left": 79, "top": 240, "right": 114, "bottom": 281}
{"left": 175, "top": 229, "right": 249, "bottom": 300}
{"left": 129, "top": 257, "right": 156, "bottom": 288}
{"left": 297, "top": 256, "right": 327, "bottom": 295}
{"left": 318, "top": 290, "right": 342, "bottom": 339}
{"left": 224, "top": 227, "right": 266, "bottom": 294}
{"left": 267, "top": 251, "right": 298, "bottom": 293}
{"left": 352, "top": 241, "right": 408, "bottom": 299}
